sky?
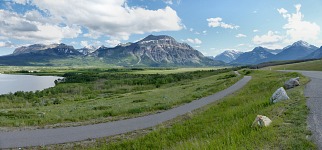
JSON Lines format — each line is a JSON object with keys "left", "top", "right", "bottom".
{"left": 0, "top": 0, "right": 322, "bottom": 56}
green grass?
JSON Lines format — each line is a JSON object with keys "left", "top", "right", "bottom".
{"left": 265, "top": 59, "right": 322, "bottom": 71}
{"left": 0, "top": 69, "right": 240, "bottom": 127}
{"left": 129, "top": 67, "right": 224, "bottom": 74}
{"left": 75, "top": 70, "right": 314, "bottom": 149}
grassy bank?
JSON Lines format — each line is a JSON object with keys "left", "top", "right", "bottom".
{"left": 0, "top": 68, "right": 240, "bottom": 128}
{"left": 73, "top": 70, "right": 314, "bottom": 149}
{"left": 265, "top": 59, "right": 322, "bottom": 71}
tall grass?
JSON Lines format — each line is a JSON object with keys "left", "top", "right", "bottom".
{"left": 0, "top": 69, "right": 240, "bottom": 127}
{"left": 88, "top": 70, "right": 315, "bottom": 149}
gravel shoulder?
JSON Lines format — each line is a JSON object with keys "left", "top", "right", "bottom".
{"left": 284, "top": 70, "right": 322, "bottom": 149}
{"left": 0, "top": 76, "right": 251, "bottom": 149}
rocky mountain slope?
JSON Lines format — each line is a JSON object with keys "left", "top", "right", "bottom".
{"left": 93, "top": 35, "right": 223, "bottom": 66}
{"left": 213, "top": 50, "right": 243, "bottom": 63}
{"left": 265, "top": 41, "right": 318, "bottom": 62}
{"left": 0, "top": 35, "right": 224, "bottom": 67}
{"left": 13, "top": 43, "right": 82, "bottom": 56}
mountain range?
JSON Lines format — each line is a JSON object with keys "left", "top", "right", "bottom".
{"left": 0, "top": 35, "right": 224, "bottom": 67}
{"left": 1, "top": 35, "right": 321, "bottom": 67}
{"left": 216, "top": 40, "right": 322, "bottom": 65}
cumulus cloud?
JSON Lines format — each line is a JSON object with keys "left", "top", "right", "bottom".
{"left": 277, "top": 4, "right": 320, "bottom": 42}
{"left": 106, "top": 39, "right": 121, "bottom": 47}
{"left": 236, "top": 34, "right": 247, "bottom": 38}
{"left": 186, "top": 38, "right": 202, "bottom": 44}
{"left": 0, "top": 10, "right": 82, "bottom": 44}
{"left": 252, "top": 31, "right": 285, "bottom": 49}
{"left": 0, "top": 41, "right": 14, "bottom": 48}
{"left": 207, "top": 17, "right": 239, "bottom": 29}
{"left": 29, "top": 0, "right": 182, "bottom": 40}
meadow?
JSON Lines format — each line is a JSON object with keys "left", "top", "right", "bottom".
{"left": 0, "top": 67, "right": 240, "bottom": 128}
{"left": 53, "top": 70, "right": 314, "bottom": 149}
{"left": 264, "top": 59, "right": 322, "bottom": 71}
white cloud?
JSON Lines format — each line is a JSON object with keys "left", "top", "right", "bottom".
{"left": 236, "top": 34, "right": 247, "bottom": 38}
{"left": 252, "top": 31, "right": 285, "bottom": 49}
{"left": 106, "top": 39, "right": 121, "bottom": 47}
{"left": 163, "top": 0, "right": 173, "bottom": 5}
{"left": 0, "top": 10, "right": 81, "bottom": 44}
{"left": 277, "top": 8, "right": 288, "bottom": 15}
{"left": 163, "top": 0, "right": 181, "bottom": 5}
{"left": 278, "top": 4, "right": 320, "bottom": 42}
{"left": 0, "top": 41, "right": 14, "bottom": 48}
{"left": 253, "top": 29, "right": 259, "bottom": 32}
{"left": 30, "top": 0, "right": 182, "bottom": 40}
{"left": 186, "top": 38, "right": 202, "bottom": 44}
{"left": 0, "top": 10, "right": 82, "bottom": 43}
{"left": 80, "top": 41, "right": 89, "bottom": 47}
{"left": 237, "top": 44, "right": 245, "bottom": 47}
{"left": 202, "top": 30, "right": 207, "bottom": 35}
{"left": 13, "top": 0, "right": 30, "bottom": 5}
{"left": 207, "top": 17, "right": 239, "bottom": 29}
{"left": 189, "top": 28, "right": 194, "bottom": 32}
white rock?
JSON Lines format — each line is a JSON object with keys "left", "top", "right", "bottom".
{"left": 252, "top": 115, "right": 272, "bottom": 127}
{"left": 284, "top": 77, "right": 300, "bottom": 89}
{"left": 270, "top": 87, "right": 290, "bottom": 103}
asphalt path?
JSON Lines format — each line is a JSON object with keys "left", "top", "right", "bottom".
{"left": 289, "top": 70, "right": 322, "bottom": 149}
{"left": 0, "top": 75, "right": 251, "bottom": 149}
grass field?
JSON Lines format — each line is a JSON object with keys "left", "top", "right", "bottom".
{"left": 0, "top": 68, "right": 240, "bottom": 128}
{"left": 57, "top": 70, "right": 314, "bottom": 149}
{"left": 264, "top": 59, "right": 322, "bottom": 71}
{"left": 129, "top": 67, "right": 224, "bottom": 74}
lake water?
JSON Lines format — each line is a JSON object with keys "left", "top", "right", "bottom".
{"left": 0, "top": 74, "right": 62, "bottom": 95}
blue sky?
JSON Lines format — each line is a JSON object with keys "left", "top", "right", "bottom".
{"left": 0, "top": 0, "right": 322, "bottom": 56}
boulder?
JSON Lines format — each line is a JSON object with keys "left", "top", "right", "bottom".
{"left": 252, "top": 115, "right": 272, "bottom": 127}
{"left": 270, "top": 87, "right": 290, "bottom": 103}
{"left": 284, "top": 77, "right": 300, "bottom": 89}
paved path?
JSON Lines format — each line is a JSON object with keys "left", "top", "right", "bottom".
{"left": 291, "top": 71, "right": 322, "bottom": 149}
{"left": 0, "top": 76, "right": 251, "bottom": 149}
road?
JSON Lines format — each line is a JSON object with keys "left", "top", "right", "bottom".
{"left": 0, "top": 75, "right": 251, "bottom": 149}
{"left": 293, "top": 71, "right": 322, "bottom": 149}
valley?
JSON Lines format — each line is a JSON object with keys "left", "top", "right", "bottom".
{"left": 0, "top": 67, "right": 240, "bottom": 128}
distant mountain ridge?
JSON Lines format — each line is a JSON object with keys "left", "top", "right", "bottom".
{"left": 263, "top": 40, "right": 318, "bottom": 62}
{"left": 213, "top": 50, "right": 243, "bottom": 63}
{"left": 230, "top": 47, "right": 275, "bottom": 65}
{"left": 214, "top": 40, "right": 321, "bottom": 65}
{"left": 305, "top": 46, "right": 322, "bottom": 59}
{"left": 2, "top": 37, "right": 322, "bottom": 66}
{"left": 13, "top": 43, "right": 82, "bottom": 56}
{"left": 0, "top": 35, "right": 224, "bottom": 67}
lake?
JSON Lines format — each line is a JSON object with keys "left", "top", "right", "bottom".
{"left": 0, "top": 74, "right": 62, "bottom": 95}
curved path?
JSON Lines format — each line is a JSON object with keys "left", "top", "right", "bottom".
{"left": 289, "top": 71, "right": 322, "bottom": 149}
{"left": 0, "top": 76, "right": 251, "bottom": 149}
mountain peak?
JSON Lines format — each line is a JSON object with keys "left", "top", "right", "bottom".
{"left": 292, "top": 40, "right": 310, "bottom": 47}
{"left": 139, "top": 35, "right": 175, "bottom": 43}
{"left": 214, "top": 50, "right": 243, "bottom": 63}
{"left": 253, "top": 46, "right": 268, "bottom": 52}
